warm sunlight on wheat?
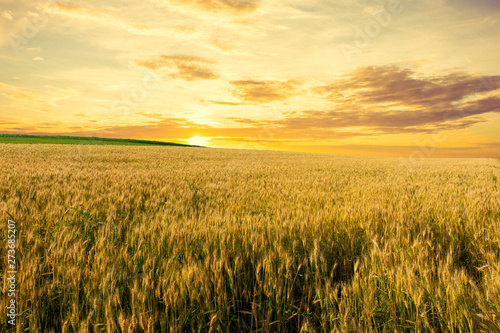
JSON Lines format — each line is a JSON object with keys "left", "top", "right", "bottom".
{"left": 1, "top": 144, "right": 499, "bottom": 332}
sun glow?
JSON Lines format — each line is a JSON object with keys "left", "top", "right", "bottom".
{"left": 186, "top": 136, "right": 211, "bottom": 146}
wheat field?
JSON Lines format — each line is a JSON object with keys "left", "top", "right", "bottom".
{"left": 1, "top": 144, "right": 499, "bottom": 332}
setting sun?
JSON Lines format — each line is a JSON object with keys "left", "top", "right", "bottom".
{"left": 186, "top": 136, "right": 210, "bottom": 147}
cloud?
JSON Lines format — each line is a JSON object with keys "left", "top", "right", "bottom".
{"left": 0, "top": 83, "right": 38, "bottom": 101}
{"left": 0, "top": 83, "right": 52, "bottom": 112}
{"left": 97, "top": 118, "right": 201, "bottom": 138}
{"left": 55, "top": 3, "right": 115, "bottom": 16}
{"left": 228, "top": 79, "right": 302, "bottom": 103}
{"left": 316, "top": 65, "right": 500, "bottom": 108}
{"left": 0, "top": 83, "right": 79, "bottom": 112}
{"left": 2, "top": 10, "right": 13, "bottom": 21}
{"left": 152, "top": 0, "right": 261, "bottom": 16}
{"left": 266, "top": 108, "right": 491, "bottom": 134}
{"left": 284, "top": 64, "right": 500, "bottom": 134}
{"left": 205, "top": 38, "right": 249, "bottom": 55}
{"left": 225, "top": 117, "right": 262, "bottom": 124}
{"left": 0, "top": 118, "right": 198, "bottom": 139}
{"left": 136, "top": 112, "right": 171, "bottom": 119}
{"left": 214, "top": 65, "right": 500, "bottom": 136}
{"left": 51, "top": 3, "right": 194, "bottom": 36}
{"left": 2, "top": 114, "right": 369, "bottom": 143}
{"left": 135, "top": 55, "right": 219, "bottom": 81}
{"left": 210, "top": 39, "right": 236, "bottom": 52}
{"left": 206, "top": 100, "right": 246, "bottom": 106}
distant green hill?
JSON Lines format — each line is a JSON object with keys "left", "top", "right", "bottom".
{"left": 0, "top": 134, "right": 202, "bottom": 147}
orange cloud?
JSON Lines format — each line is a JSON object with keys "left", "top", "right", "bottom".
{"left": 212, "top": 65, "right": 500, "bottom": 136}
{"left": 135, "top": 55, "right": 219, "bottom": 81}
{"left": 228, "top": 79, "right": 302, "bottom": 103}
{"left": 56, "top": 3, "right": 112, "bottom": 16}
{"left": 265, "top": 65, "right": 500, "bottom": 134}
{"left": 210, "top": 39, "right": 237, "bottom": 52}
{"left": 206, "top": 100, "right": 246, "bottom": 106}
{"left": 0, "top": 83, "right": 38, "bottom": 101}
{"left": 316, "top": 65, "right": 500, "bottom": 109}
{"left": 100, "top": 119, "right": 364, "bottom": 141}
{"left": 1, "top": 114, "right": 369, "bottom": 142}
{"left": 154, "top": 0, "right": 260, "bottom": 15}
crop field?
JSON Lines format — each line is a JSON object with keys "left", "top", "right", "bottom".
{"left": 1, "top": 144, "right": 500, "bottom": 332}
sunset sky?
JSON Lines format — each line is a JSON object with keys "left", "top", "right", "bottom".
{"left": 1, "top": 0, "right": 499, "bottom": 157}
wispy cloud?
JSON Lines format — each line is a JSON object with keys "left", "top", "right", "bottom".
{"left": 228, "top": 79, "right": 302, "bottom": 103}
{"left": 135, "top": 55, "right": 219, "bottom": 81}
{"left": 0, "top": 83, "right": 79, "bottom": 112}
{"left": 286, "top": 65, "right": 500, "bottom": 134}
{"left": 95, "top": 119, "right": 367, "bottom": 140}
{"left": 151, "top": 0, "right": 261, "bottom": 16}
{"left": 316, "top": 65, "right": 500, "bottom": 109}
{"left": 205, "top": 100, "right": 246, "bottom": 106}
{"left": 1, "top": 10, "right": 13, "bottom": 21}
{"left": 50, "top": 3, "right": 195, "bottom": 36}
{"left": 204, "top": 38, "right": 250, "bottom": 55}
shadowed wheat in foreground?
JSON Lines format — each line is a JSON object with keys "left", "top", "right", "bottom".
{"left": 1, "top": 144, "right": 499, "bottom": 332}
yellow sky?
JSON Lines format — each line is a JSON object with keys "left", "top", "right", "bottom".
{"left": 1, "top": 0, "right": 499, "bottom": 157}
